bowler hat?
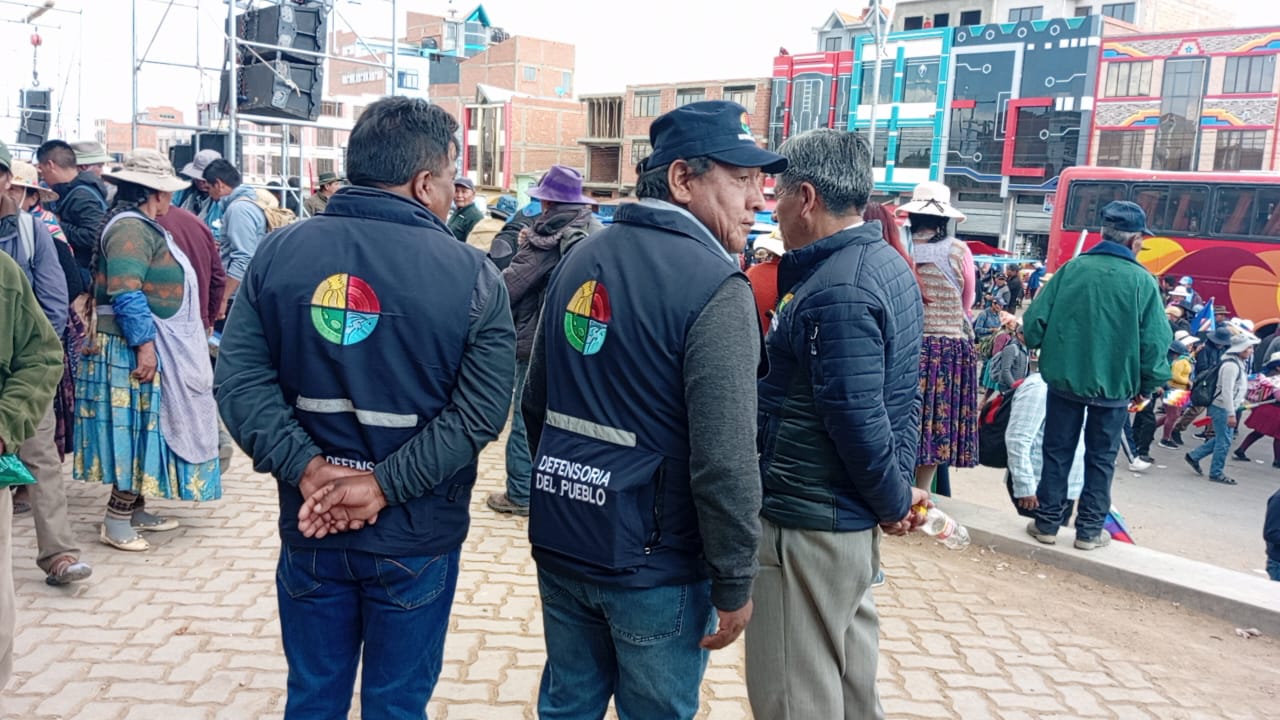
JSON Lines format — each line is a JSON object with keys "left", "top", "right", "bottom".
{"left": 643, "top": 101, "right": 788, "bottom": 174}
{"left": 1101, "top": 201, "right": 1153, "bottom": 236}
{"left": 528, "top": 165, "right": 594, "bottom": 205}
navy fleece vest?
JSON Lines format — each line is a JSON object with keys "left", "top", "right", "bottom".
{"left": 254, "top": 187, "right": 481, "bottom": 556}
{"left": 530, "top": 201, "right": 739, "bottom": 588}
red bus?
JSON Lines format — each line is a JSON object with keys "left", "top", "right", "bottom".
{"left": 1048, "top": 166, "right": 1280, "bottom": 332}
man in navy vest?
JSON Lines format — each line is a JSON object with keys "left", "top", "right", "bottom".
{"left": 521, "top": 101, "right": 779, "bottom": 718}
{"left": 747, "top": 129, "right": 929, "bottom": 719}
{"left": 214, "top": 97, "right": 515, "bottom": 719}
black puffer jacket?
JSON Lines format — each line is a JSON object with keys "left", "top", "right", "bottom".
{"left": 757, "top": 222, "right": 923, "bottom": 532}
{"left": 502, "top": 207, "right": 602, "bottom": 360}
{"left": 50, "top": 172, "right": 108, "bottom": 272}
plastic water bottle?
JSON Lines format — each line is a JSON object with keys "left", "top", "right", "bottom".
{"left": 914, "top": 506, "right": 970, "bottom": 550}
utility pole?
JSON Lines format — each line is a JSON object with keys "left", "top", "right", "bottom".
{"left": 866, "top": 0, "right": 886, "bottom": 158}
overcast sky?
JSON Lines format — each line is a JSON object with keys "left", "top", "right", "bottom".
{"left": 0, "top": 0, "right": 1273, "bottom": 140}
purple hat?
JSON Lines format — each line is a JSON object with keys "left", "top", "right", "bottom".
{"left": 527, "top": 165, "right": 594, "bottom": 205}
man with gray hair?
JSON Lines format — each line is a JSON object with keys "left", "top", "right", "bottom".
{"left": 521, "top": 100, "right": 777, "bottom": 717}
{"left": 1023, "top": 200, "right": 1171, "bottom": 550}
{"left": 747, "top": 130, "right": 926, "bottom": 717}
{"left": 745, "top": 128, "right": 929, "bottom": 719}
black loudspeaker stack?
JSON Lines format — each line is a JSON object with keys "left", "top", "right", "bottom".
{"left": 18, "top": 89, "right": 51, "bottom": 145}
{"left": 223, "top": 1, "right": 329, "bottom": 123}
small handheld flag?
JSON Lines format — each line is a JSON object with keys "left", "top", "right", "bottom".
{"left": 1191, "top": 298, "right": 1216, "bottom": 334}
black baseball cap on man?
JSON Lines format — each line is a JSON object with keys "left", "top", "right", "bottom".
{"left": 643, "top": 101, "right": 788, "bottom": 174}
{"left": 1101, "top": 200, "right": 1154, "bottom": 236}
{"left": 454, "top": 177, "right": 475, "bottom": 191}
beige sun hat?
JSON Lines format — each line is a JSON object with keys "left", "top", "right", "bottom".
{"left": 8, "top": 160, "right": 58, "bottom": 203}
{"left": 754, "top": 231, "right": 785, "bottom": 258}
{"left": 104, "top": 149, "right": 190, "bottom": 193}
{"left": 71, "top": 140, "right": 113, "bottom": 166}
{"left": 895, "top": 181, "right": 966, "bottom": 222}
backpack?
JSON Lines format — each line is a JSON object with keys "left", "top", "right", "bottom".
{"left": 236, "top": 191, "right": 296, "bottom": 233}
{"left": 15, "top": 212, "right": 35, "bottom": 275}
{"left": 978, "top": 380, "right": 1024, "bottom": 468}
{"left": 1190, "top": 360, "right": 1225, "bottom": 407}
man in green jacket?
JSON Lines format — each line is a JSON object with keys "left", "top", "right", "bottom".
{"left": 1023, "top": 201, "right": 1171, "bottom": 551}
{"left": 447, "top": 177, "right": 484, "bottom": 242}
{"left": 0, "top": 250, "right": 65, "bottom": 685}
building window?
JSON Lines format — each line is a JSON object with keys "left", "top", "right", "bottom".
{"left": 320, "top": 101, "right": 343, "bottom": 117}
{"left": 903, "top": 16, "right": 924, "bottom": 30}
{"left": 1074, "top": 6, "right": 1092, "bottom": 16}
{"left": 824, "top": 37, "right": 841, "bottom": 51}
{"left": 959, "top": 10, "right": 982, "bottom": 24}
{"left": 316, "top": 158, "right": 335, "bottom": 176}
{"left": 317, "top": 128, "right": 335, "bottom": 148}
{"left": 1153, "top": 58, "right": 1207, "bottom": 171}
{"left": 724, "top": 85, "right": 756, "bottom": 110}
{"left": 631, "top": 140, "right": 652, "bottom": 168}
{"left": 1101, "top": 2, "right": 1135, "bottom": 22}
{"left": 634, "top": 92, "right": 660, "bottom": 117}
{"left": 895, "top": 128, "right": 933, "bottom": 168}
{"left": 1008, "top": 6, "right": 1043, "bottom": 22}
{"left": 1215, "top": 130, "right": 1267, "bottom": 171}
{"left": 1223, "top": 55, "right": 1277, "bottom": 94}
{"left": 561, "top": 71, "right": 572, "bottom": 93}
{"left": 397, "top": 71, "right": 419, "bottom": 90}
{"left": 903, "top": 59, "right": 939, "bottom": 103}
{"left": 676, "top": 88, "right": 706, "bottom": 107}
{"left": 523, "top": 65, "right": 537, "bottom": 81}
{"left": 1096, "top": 131, "right": 1143, "bottom": 167}
{"left": 933, "top": 13, "right": 950, "bottom": 27}
{"left": 858, "top": 60, "right": 894, "bottom": 105}
{"left": 1103, "top": 61, "right": 1153, "bottom": 97}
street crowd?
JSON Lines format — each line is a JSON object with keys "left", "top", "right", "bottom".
{"left": 0, "top": 94, "right": 1278, "bottom": 720}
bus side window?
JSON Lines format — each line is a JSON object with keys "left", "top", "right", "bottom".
{"left": 1257, "top": 189, "right": 1280, "bottom": 237}
{"left": 1217, "top": 187, "right": 1253, "bottom": 236}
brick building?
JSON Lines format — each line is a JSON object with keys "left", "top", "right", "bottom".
{"left": 1089, "top": 27, "right": 1280, "bottom": 173}
{"left": 94, "top": 105, "right": 187, "bottom": 159}
{"left": 578, "top": 78, "right": 771, "bottom": 197}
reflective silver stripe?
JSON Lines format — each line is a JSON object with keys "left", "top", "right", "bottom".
{"left": 546, "top": 410, "right": 637, "bottom": 448}
{"left": 295, "top": 396, "right": 420, "bottom": 429}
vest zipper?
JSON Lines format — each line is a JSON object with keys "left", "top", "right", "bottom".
{"left": 644, "top": 465, "right": 665, "bottom": 555}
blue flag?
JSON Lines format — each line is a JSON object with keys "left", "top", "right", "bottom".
{"left": 1192, "top": 297, "right": 1216, "bottom": 334}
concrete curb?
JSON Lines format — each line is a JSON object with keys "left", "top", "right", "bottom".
{"left": 939, "top": 498, "right": 1280, "bottom": 636}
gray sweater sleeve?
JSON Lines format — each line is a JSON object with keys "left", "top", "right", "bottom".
{"left": 375, "top": 261, "right": 516, "bottom": 503}
{"left": 685, "top": 276, "right": 763, "bottom": 612}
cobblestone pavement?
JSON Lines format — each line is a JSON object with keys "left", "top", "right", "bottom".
{"left": 4, "top": 438, "right": 1279, "bottom": 719}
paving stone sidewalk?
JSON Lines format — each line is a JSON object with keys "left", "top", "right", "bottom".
{"left": 3, "top": 440, "right": 1278, "bottom": 719}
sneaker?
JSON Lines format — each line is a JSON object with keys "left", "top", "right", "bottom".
{"left": 1170, "top": 431, "right": 1184, "bottom": 447}
{"left": 1233, "top": 449, "right": 1250, "bottom": 462}
{"left": 1140, "top": 456, "right": 1154, "bottom": 463}
{"left": 485, "top": 492, "right": 530, "bottom": 517}
{"left": 1128, "top": 458, "right": 1152, "bottom": 472}
{"left": 1195, "top": 431, "right": 1209, "bottom": 440}
{"left": 1025, "top": 520, "right": 1057, "bottom": 545}
{"left": 1184, "top": 454, "right": 1204, "bottom": 476}
{"left": 1208, "top": 474, "right": 1238, "bottom": 485}
{"left": 1158, "top": 439, "right": 1179, "bottom": 450}
{"left": 45, "top": 555, "right": 92, "bottom": 586}
{"left": 1074, "top": 529, "right": 1112, "bottom": 551}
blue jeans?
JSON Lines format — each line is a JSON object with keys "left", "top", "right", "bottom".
{"left": 536, "top": 568, "right": 716, "bottom": 720}
{"left": 505, "top": 358, "right": 532, "bottom": 506}
{"left": 1268, "top": 559, "right": 1280, "bottom": 582}
{"left": 1034, "top": 393, "right": 1127, "bottom": 541}
{"left": 276, "top": 545, "right": 460, "bottom": 720}
{"left": 1188, "top": 405, "right": 1235, "bottom": 478}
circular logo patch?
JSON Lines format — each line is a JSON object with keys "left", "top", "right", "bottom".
{"left": 310, "top": 274, "right": 381, "bottom": 345}
{"left": 563, "top": 280, "right": 611, "bottom": 356}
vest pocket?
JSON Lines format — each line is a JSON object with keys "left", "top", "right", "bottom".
{"left": 530, "top": 426, "right": 664, "bottom": 571}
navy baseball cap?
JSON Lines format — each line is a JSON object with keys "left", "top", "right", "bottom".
{"left": 1101, "top": 200, "right": 1153, "bottom": 236}
{"left": 643, "top": 101, "right": 788, "bottom": 174}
